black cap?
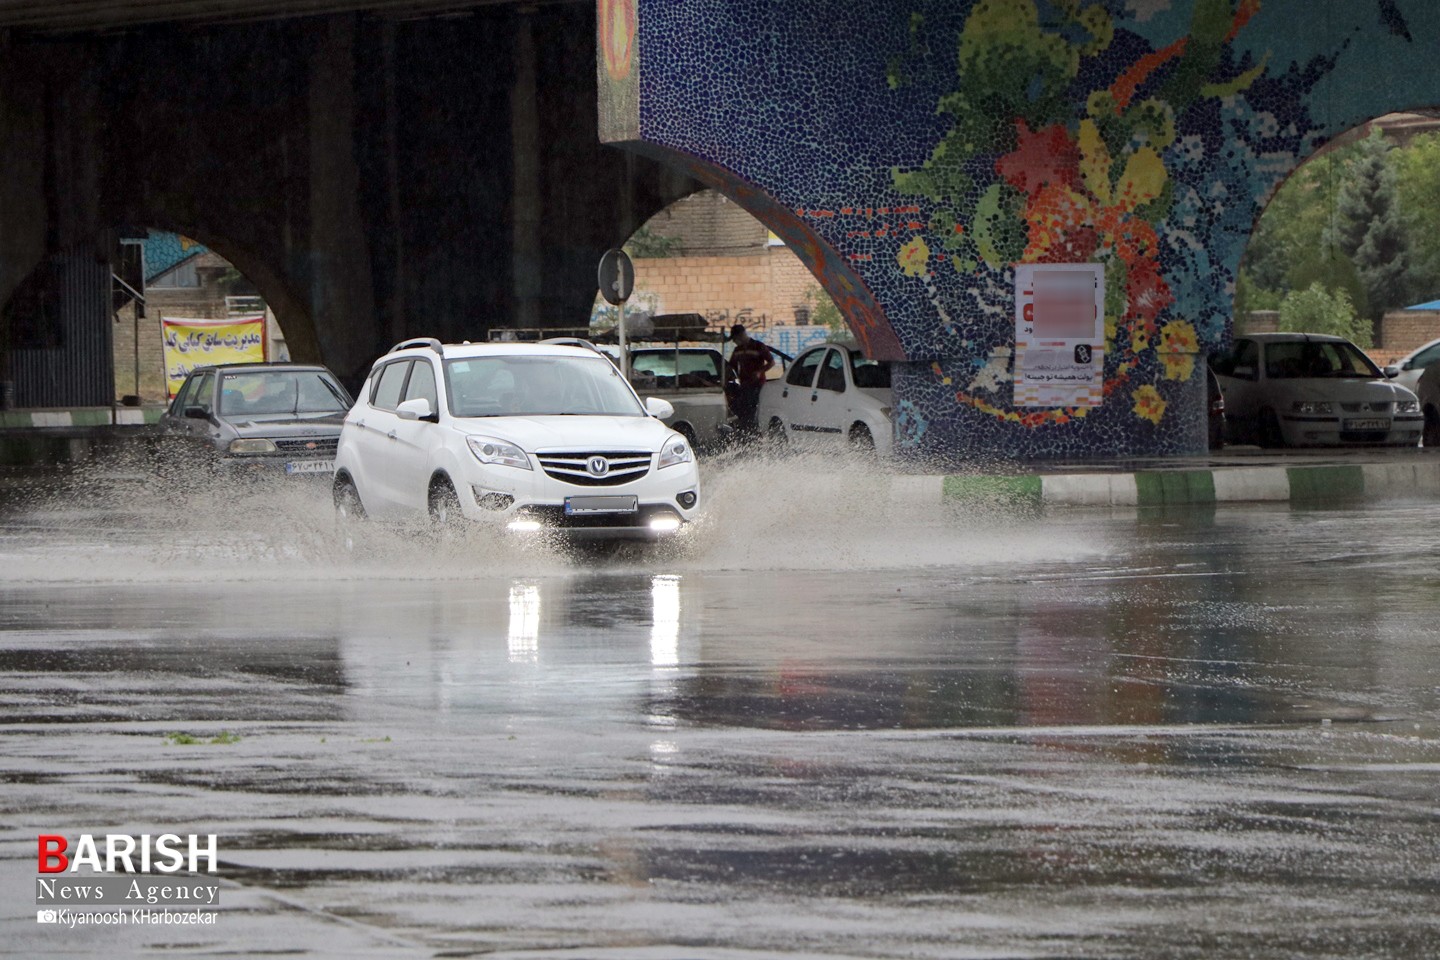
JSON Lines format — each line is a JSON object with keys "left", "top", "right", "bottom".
{"left": 730, "top": 323, "right": 746, "bottom": 338}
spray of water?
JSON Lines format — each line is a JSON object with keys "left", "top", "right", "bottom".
{"left": 0, "top": 444, "right": 1105, "bottom": 584}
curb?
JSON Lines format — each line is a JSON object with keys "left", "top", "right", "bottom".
{"left": 940, "top": 461, "right": 1440, "bottom": 508}
{"left": 0, "top": 408, "right": 163, "bottom": 428}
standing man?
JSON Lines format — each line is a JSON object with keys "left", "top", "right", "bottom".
{"left": 727, "top": 323, "right": 774, "bottom": 441}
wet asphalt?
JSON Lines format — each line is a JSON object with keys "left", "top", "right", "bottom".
{"left": 1, "top": 457, "right": 1438, "bottom": 957}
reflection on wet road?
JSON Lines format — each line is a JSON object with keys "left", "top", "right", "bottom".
{"left": 1, "top": 462, "right": 1439, "bottom": 957}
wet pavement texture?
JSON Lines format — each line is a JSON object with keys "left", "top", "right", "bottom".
{"left": 1, "top": 457, "right": 1438, "bottom": 957}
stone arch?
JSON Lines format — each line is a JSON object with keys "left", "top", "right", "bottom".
{"left": 136, "top": 218, "right": 318, "bottom": 365}
{"left": 616, "top": 146, "right": 904, "bottom": 361}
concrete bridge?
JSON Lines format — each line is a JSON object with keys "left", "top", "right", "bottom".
{"left": 2, "top": 0, "right": 1436, "bottom": 460}
{"left": 0, "top": 0, "right": 697, "bottom": 398}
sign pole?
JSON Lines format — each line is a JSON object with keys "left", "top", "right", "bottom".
{"left": 618, "top": 297, "right": 628, "bottom": 380}
{"left": 598, "top": 248, "right": 635, "bottom": 381}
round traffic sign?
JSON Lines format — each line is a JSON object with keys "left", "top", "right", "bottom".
{"left": 598, "top": 248, "right": 634, "bottom": 306}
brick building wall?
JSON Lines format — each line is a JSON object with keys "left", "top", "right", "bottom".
{"left": 643, "top": 190, "right": 768, "bottom": 256}
{"left": 616, "top": 189, "right": 830, "bottom": 333}
{"left": 628, "top": 247, "right": 823, "bottom": 330}
{"left": 1376, "top": 311, "right": 1440, "bottom": 364}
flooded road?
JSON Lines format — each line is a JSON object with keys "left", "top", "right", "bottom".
{"left": 1, "top": 459, "right": 1438, "bottom": 957}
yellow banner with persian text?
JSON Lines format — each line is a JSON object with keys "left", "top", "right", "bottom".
{"left": 161, "top": 317, "right": 266, "bottom": 398}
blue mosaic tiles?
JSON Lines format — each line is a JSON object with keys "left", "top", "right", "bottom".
{"left": 602, "top": 0, "right": 1440, "bottom": 460}
{"left": 143, "top": 231, "right": 209, "bottom": 284}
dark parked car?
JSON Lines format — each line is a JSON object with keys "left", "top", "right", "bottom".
{"left": 159, "top": 363, "right": 354, "bottom": 475}
{"left": 1207, "top": 366, "right": 1225, "bottom": 451}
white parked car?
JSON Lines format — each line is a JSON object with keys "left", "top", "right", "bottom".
{"left": 1383, "top": 337, "right": 1440, "bottom": 396}
{"left": 1210, "top": 333, "right": 1422, "bottom": 447}
{"left": 333, "top": 339, "right": 701, "bottom": 540}
{"left": 757, "top": 342, "right": 894, "bottom": 454}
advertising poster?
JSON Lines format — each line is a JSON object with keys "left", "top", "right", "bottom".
{"left": 1013, "top": 264, "right": 1105, "bottom": 409}
{"left": 160, "top": 317, "right": 266, "bottom": 398}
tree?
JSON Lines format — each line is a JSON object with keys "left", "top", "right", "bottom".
{"left": 1241, "top": 140, "right": 1367, "bottom": 306}
{"left": 624, "top": 225, "right": 683, "bottom": 259}
{"left": 1328, "top": 129, "right": 1412, "bottom": 325}
{"left": 1389, "top": 130, "right": 1440, "bottom": 303}
{"left": 803, "top": 284, "right": 850, "bottom": 340}
{"left": 1277, "top": 283, "right": 1371, "bottom": 348}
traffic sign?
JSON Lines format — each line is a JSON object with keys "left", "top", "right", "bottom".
{"left": 598, "top": 248, "right": 634, "bottom": 306}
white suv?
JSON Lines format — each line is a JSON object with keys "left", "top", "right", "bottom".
{"left": 333, "top": 339, "right": 700, "bottom": 540}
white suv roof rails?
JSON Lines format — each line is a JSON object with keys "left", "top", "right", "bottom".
{"left": 389, "top": 337, "right": 443, "bottom": 355}
{"left": 540, "top": 337, "right": 608, "bottom": 356}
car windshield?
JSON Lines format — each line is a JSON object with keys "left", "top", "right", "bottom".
{"left": 444, "top": 355, "right": 645, "bottom": 418}
{"left": 217, "top": 371, "right": 351, "bottom": 416}
{"left": 629, "top": 350, "right": 723, "bottom": 387}
{"left": 850, "top": 352, "right": 892, "bottom": 388}
{"left": 1264, "top": 341, "right": 1380, "bottom": 380}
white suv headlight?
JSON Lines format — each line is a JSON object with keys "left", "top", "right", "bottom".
{"left": 1396, "top": 400, "right": 1420, "bottom": 414}
{"left": 466, "top": 435, "right": 531, "bottom": 470}
{"left": 657, "top": 437, "right": 692, "bottom": 469}
{"left": 1292, "top": 401, "right": 1333, "bottom": 415}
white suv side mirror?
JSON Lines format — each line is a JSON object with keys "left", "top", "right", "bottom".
{"left": 396, "top": 397, "right": 434, "bottom": 421}
{"left": 644, "top": 397, "right": 674, "bottom": 419}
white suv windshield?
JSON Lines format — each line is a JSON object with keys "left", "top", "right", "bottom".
{"left": 444, "top": 355, "right": 645, "bottom": 418}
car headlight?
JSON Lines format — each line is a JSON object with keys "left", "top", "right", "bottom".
{"left": 466, "top": 435, "right": 531, "bottom": 470}
{"left": 1292, "top": 401, "right": 1333, "bottom": 415}
{"left": 657, "top": 437, "right": 692, "bottom": 469}
{"left": 1396, "top": 400, "right": 1420, "bottom": 414}
{"left": 228, "top": 438, "right": 276, "bottom": 454}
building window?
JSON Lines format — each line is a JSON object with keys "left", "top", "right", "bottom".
{"left": 150, "top": 259, "right": 201, "bottom": 289}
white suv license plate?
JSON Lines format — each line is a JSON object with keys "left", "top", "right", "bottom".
{"left": 285, "top": 459, "right": 334, "bottom": 475}
{"left": 565, "top": 495, "right": 639, "bottom": 516}
{"left": 1343, "top": 418, "right": 1390, "bottom": 431}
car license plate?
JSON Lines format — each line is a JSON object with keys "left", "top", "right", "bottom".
{"left": 565, "top": 495, "right": 638, "bottom": 516}
{"left": 285, "top": 459, "right": 334, "bottom": 475}
{"left": 1344, "top": 418, "right": 1389, "bottom": 431}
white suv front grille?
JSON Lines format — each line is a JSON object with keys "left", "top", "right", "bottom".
{"left": 536, "top": 451, "right": 653, "bottom": 487}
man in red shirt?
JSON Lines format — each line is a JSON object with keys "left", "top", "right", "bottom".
{"left": 727, "top": 323, "right": 774, "bottom": 440}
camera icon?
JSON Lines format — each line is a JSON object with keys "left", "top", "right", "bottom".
{"left": 36, "top": 909, "right": 58, "bottom": 924}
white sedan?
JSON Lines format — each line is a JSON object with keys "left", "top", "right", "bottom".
{"left": 757, "top": 343, "right": 893, "bottom": 454}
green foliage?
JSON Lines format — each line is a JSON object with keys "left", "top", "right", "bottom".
{"left": 1286, "top": 247, "right": 1368, "bottom": 320}
{"left": 803, "top": 284, "right": 849, "bottom": 339}
{"left": 1234, "top": 269, "right": 1281, "bottom": 327}
{"left": 1328, "top": 129, "right": 1411, "bottom": 321}
{"left": 216, "top": 267, "right": 258, "bottom": 296}
{"left": 624, "top": 225, "right": 682, "bottom": 259}
{"left": 1319, "top": 129, "right": 1411, "bottom": 325}
{"left": 1277, "top": 283, "right": 1372, "bottom": 348}
{"left": 1391, "top": 131, "right": 1440, "bottom": 302}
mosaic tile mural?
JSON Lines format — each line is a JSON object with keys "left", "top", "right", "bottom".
{"left": 601, "top": 0, "right": 1435, "bottom": 460}
{"left": 143, "top": 231, "right": 209, "bottom": 284}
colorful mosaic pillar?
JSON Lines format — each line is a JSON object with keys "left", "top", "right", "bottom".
{"left": 599, "top": 0, "right": 1439, "bottom": 462}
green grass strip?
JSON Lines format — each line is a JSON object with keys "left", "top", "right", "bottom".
{"left": 1287, "top": 465, "right": 1364, "bottom": 502}
{"left": 943, "top": 475, "right": 1043, "bottom": 506}
{"left": 1134, "top": 470, "right": 1217, "bottom": 507}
